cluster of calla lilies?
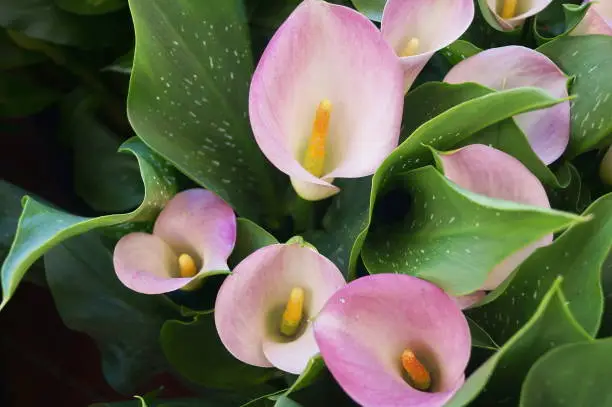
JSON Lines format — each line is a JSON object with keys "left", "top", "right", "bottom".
{"left": 112, "top": 0, "right": 612, "bottom": 406}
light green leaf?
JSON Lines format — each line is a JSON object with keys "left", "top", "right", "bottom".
{"left": 45, "top": 232, "right": 180, "bottom": 394}
{"left": 0, "top": 138, "right": 177, "bottom": 309}
{"left": 538, "top": 35, "right": 612, "bottom": 157}
{"left": 520, "top": 338, "right": 612, "bottom": 407}
{"left": 362, "top": 166, "right": 584, "bottom": 295}
{"left": 127, "top": 0, "right": 283, "bottom": 222}
{"left": 440, "top": 40, "right": 482, "bottom": 66}
{"left": 349, "top": 0, "right": 384, "bottom": 21}
{"left": 347, "top": 85, "right": 568, "bottom": 279}
{"left": 160, "top": 312, "right": 278, "bottom": 389}
{"left": 446, "top": 280, "right": 592, "bottom": 407}
{"left": 469, "top": 194, "right": 612, "bottom": 342}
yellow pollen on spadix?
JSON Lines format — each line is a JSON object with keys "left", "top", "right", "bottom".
{"left": 178, "top": 253, "right": 198, "bottom": 278}
{"left": 280, "top": 287, "right": 306, "bottom": 337}
{"left": 401, "top": 349, "right": 431, "bottom": 391}
{"left": 400, "top": 37, "right": 420, "bottom": 57}
{"left": 500, "top": 0, "right": 518, "bottom": 19}
{"left": 302, "top": 99, "right": 332, "bottom": 178}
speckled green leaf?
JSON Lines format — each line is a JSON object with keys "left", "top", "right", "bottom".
{"left": 362, "top": 166, "right": 583, "bottom": 295}
{"left": 346, "top": 84, "right": 568, "bottom": 279}
{"left": 0, "top": 138, "right": 177, "bottom": 309}
{"left": 469, "top": 193, "right": 612, "bottom": 343}
{"left": 160, "top": 312, "right": 278, "bottom": 389}
{"left": 539, "top": 35, "right": 612, "bottom": 157}
{"left": 446, "top": 280, "right": 592, "bottom": 407}
{"left": 127, "top": 0, "right": 282, "bottom": 222}
{"left": 45, "top": 232, "right": 180, "bottom": 394}
{"left": 520, "top": 338, "right": 612, "bottom": 407}
{"left": 229, "top": 218, "right": 278, "bottom": 267}
{"left": 440, "top": 40, "right": 482, "bottom": 66}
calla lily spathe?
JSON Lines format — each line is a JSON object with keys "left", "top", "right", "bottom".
{"left": 214, "top": 242, "right": 346, "bottom": 374}
{"left": 113, "top": 189, "right": 236, "bottom": 294}
{"left": 445, "top": 46, "right": 570, "bottom": 165}
{"left": 439, "top": 144, "right": 553, "bottom": 306}
{"left": 485, "top": 0, "right": 554, "bottom": 30}
{"left": 381, "top": 0, "right": 475, "bottom": 90}
{"left": 249, "top": 0, "right": 404, "bottom": 201}
{"left": 314, "top": 274, "right": 471, "bottom": 407}
{"left": 573, "top": 0, "right": 612, "bottom": 35}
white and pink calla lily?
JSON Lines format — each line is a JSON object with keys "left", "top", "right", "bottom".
{"left": 249, "top": 0, "right": 404, "bottom": 201}
{"left": 445, "top": 46, "right": 570, "bottom": 165}
{"left": 573, "top": 0, "right": 612, "bottom": 35}
{"left": 214, "top": 242, "right": 346, "bottom": 374}
{"left": 113, "top": 189, "right": 236, "bottom": 294}
{"left": 314, "top": 274, "right": 471, "bottom": 407}
{"left": 381, "top": 0, "right": 475, "bottom": 90}
{"left": 438, "top": 144, "right": 553, "bottom": 306}
{"left": 485, "top": 0, "right": 555, "bottom": 30}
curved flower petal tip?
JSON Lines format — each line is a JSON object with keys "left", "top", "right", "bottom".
{"left": 438, "top": 144, "right": 553, "bottom": 290}
{"left": 485, "top": 0, "right": 554, "bottom": 30}
{"left": 113, "top": 189, "right": 236, "bottom": 294}
{"left": 314, "top": 274, "right": 470, "bottom": 407}
{"left": 249, "top": 0, "right": 404, "bottom": 201}
{"left": 444, "top": 46, "right": 569, "bottom": 164}
{"left": 381, "top": 0, "right": 474, "bottom": 90}
{"left": 572, "top": 0, "right": 612, "bottom": 35}
{"left": 214, "top": 243, "right": 346, "bottom": 374}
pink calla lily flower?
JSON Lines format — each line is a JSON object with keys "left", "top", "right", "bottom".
{"left": 249, "top": 0, "right": 404, "bottom": 201}
{"left": 573, "top": 0, "right": 612, "bottom": 35}
{"left": 485, "top": 0, "right": 554, "bottom": 30}
{"left": 313, "top": 274, "right": 471, "bottom": 407}
{"left": 438, "top": 144, "right": 553, "bottom": 305}
{"left": 113, "top": 189, "right": 236, "bottom": 294}
{"left": 214, "top": 242, "right": 346, "bottom": 374}
{"left": 381, "top": 0, "right": 475, "bottom": 90}
{"left": 445, "top": 46, "right": 570, "bottom": 165}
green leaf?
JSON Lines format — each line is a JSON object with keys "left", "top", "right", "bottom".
{"left": 160, "top": 312, "right": 278, "bottom": 389}
{"left": 284, "top": 356, "right": 325, "bottom": 396}
{"left": 0, "top": 0, "right": 132, "bottom": 47}
{"left": 44, "top": 232, "right": 180, "bottom": 393}
{"left": 0, "top": 72, "right": 61, "bottom": 117}
{"left": 440, "top": 40, "right": 482, "bottom": 66}
{"left": 346, "top": 85, "right": 569, "bottom": 279}
{"left": 547, "top": 162, "right": 591, "bottom": 213}
{"left": 469, "top": 193, "right": 612, "bottom": 342}
{"left": 534, "top": 1, "right": 592, "bottom": 44}
{"left": 127, "top": 0, "right": 283, "bottom": 222}
{"left": 229, "top": 218, "right": 278, "bottom": 267}
{"left": 362, "top": 166, "right": 584, "bottom": 295}
{"left": 0, "top": 138, "right": 177, "bottom": 309}
{"left": 62, "top": 92, "right": 144, "bottom": 213}
{"left": 468, "top": 316, "right": 500, "bottom": 351}
{"left": 349, "top": 0, "right": 384, "bottom": 21}
{"left": 55, "top": 0, "right": 127, "bottom": 15}
{"left": 599, "top": 252, "right": 612, "bottom": 337}
{"left": 520, "top": 338, "right": 612, "bottom": 406}
{"left": 446, "top": 280, "right": 592, "bottom": 407}
{"left": 0, "top": 29, "right": 44, "bottom": 70}
{"left": 103, "top": 49, "right": 133, "bottom": 74}
{"left": 538, "top": 35, "right": 612, "bottom": 157}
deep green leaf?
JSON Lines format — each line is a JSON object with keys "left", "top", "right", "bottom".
{"left": 362, "top": 166, "right": 583, "bottom": 295}
{"left": 547, "top": 162, "right": 591, "bottom": 213}
{"left": 599, "top": 252, "right": 612, "bottom": 337}
{"left": 0, "top": 138, "right": 177, "bottom": 309}
{"left": 44, "top": 232, "right": 180, "bottom": 393}
{"left": 440, "top": 40, "right": 482, "bottom": 65}
{"left": 470, "top": 194, "right": 612, "bottom": 343}
{"left": 520, "top": 338, "right": 612, "bottom": 407}
{"left": 539, "top": 35, "right": 612, "bottom": 157}
{"left": 229, "top": 218, "right": 278, "bottom": 268}
{"left": 0, "top": 0, "right": 132, "bottom": 47}
{"left": 468, "top": 316, "right": 500, "bottom": 351}
{"left": 446, "top": 280, "right": 592, "bottom": 407}
{"left": 160, "top": 312, "right": 278, "bottom": 389}
{"left": 0, "top": 71, "right": 60, "bottom": 117}
{"left": 0, "top": 29, "right": 44, "bottom": 70}
{"left": 55, "top": 0, "right": 127, "bottom": 15}
{"left": 284, "top": 356, "right": 325, "bottom": 396}
{"left": 534, "top": 1, "right": 591, "bottom": 44}
{"left": 127, "top": 0, "right": 283, "bottom": 222}
{"left": 103, "top": 49, "right": 133, "bottom": 74}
